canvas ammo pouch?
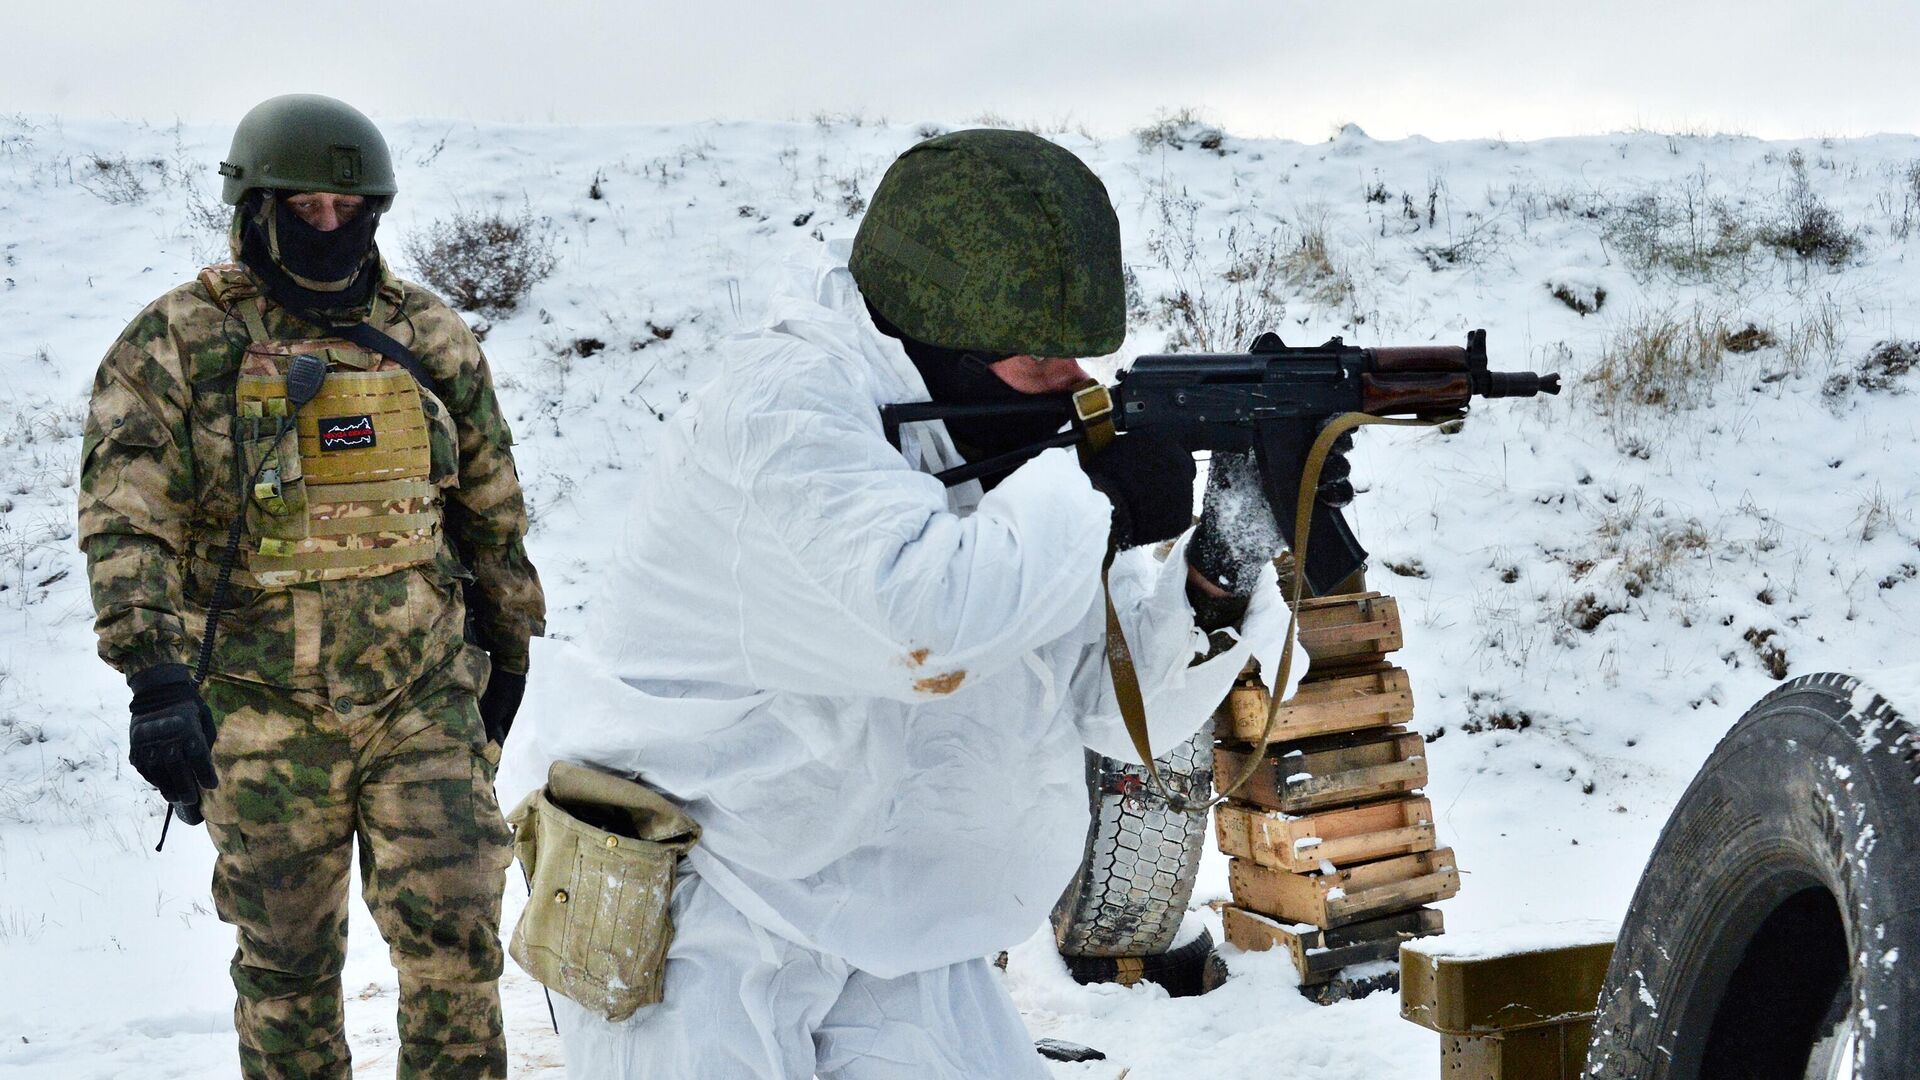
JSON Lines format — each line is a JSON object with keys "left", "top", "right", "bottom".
{"left": 507, "top": 761, "right": 700, "bottom": 1021}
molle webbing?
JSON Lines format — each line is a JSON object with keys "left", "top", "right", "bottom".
{"left": 231, "top": 342, "right": 441, "bottom": 588}
{"left": 286, "top": 371, "right": 432, "bottom": 485}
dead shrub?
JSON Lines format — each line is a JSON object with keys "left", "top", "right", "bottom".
{"left": 1825, "top": 340, "right": 1919, "bottom": 397}
{"left": 1761, "top": 151, "right": 1857, "bottom": 267}
{"left": 1743, "top": 627, "right": 1789, "bottom": 680}
{"left": 1414, "top": 216, "right": 1504, "bottom": 271}
{"left": 1565, "top": 593, "right": 1625, "bottom": 632}
{"left": 403, "top": 202, "right": 558, "bottom": 316}
{"left": 1599, "top": 178, "right": 1758, "bottom": 281}
{"left": 1723, "top": 324, "right": 1778, "bottom": 353}
{"left": 1135, "top": 108, "right": 1228, "bottom": 155}
{"left": 76, "top": 154, "right": 154, "bottom": 205}
{"left": 1549, "top": 281, "right": 1607, "bottom": 316}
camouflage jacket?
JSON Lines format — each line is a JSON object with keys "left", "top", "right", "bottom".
{"left": 78, "top": 260, "right": 545, "bottom": 695}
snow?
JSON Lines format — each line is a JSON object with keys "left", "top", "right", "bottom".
{"left": 1399, "top": 919, "right": 1616, "bottom": 962}
{"left": 5, "top": 112, "right": 1920, "bottom": 1077}
{"left": 1856, "top": 663, "right": 1920, "bottom": 717}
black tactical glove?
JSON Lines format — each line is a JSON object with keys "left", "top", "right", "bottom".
{"left": 1315, "top": 429, "right": 1357, "bottom": 509}
{"left": 1080, "top": 430, "right": 1198, "bottom": 551}
{"left": 479, "top": 667, "right": 525, "bottom": 745}
{"left": 127, "top": 664, "right": 219, "bottom": 807}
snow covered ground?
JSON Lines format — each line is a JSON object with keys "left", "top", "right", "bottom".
{"left": 2, "top": 110, "right": 1918, "bottom": 1077}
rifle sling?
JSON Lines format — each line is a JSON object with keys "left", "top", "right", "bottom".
{"left": 1105, "top": 409, "right": 1465, "bottom": 815}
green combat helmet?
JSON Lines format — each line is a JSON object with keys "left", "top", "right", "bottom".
{"left": 218, "top": 94, "right": 397, "bottom": 211}
{"left": 851, "top": 129, "right": 1124, "bottom": 358}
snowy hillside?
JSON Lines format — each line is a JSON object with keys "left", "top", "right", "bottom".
{"left": 3, "top": 110, "right": 1919, "bottom": 1078}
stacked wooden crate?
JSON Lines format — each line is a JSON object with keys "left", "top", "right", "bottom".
{"left": 1214, "top": 591, "right": 1459, "bottom": 997}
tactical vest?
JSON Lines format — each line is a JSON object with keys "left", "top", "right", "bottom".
{"left": 198, "top": 265, "right": 454, "bottom": 588}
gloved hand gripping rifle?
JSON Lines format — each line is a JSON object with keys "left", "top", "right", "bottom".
{"left": 881, "top": 330, "right": 1560, "bottom": 810}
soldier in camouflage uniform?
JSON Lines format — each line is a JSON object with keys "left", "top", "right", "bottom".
{"left": 77, "top": 94, "right": 544, "bottom": 1080}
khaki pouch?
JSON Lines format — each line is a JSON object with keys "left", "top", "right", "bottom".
{"left": 506, "top": 761, "right": 700, "bottom": 1021}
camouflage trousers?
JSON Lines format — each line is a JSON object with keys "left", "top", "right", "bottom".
{"left": 199, "top": 644, "right": 514, "bottom": 1080}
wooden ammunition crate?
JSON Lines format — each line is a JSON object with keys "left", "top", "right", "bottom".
{"left": 1215, "top": 727, "right": 1428, "bottom": 814}
{"left": 1296, "top": 592, "right": 1403, "bottom": 668}
{"left": 1229, "top": 848, "right": 1460, "bottom": 929}
{"left": 1216, "top": 797, "right": 1436, "bottom": 873}
{"left": 1440, "top": 1024, "right": 1594, "bottom": 1080}
{"left": 1401, "top": 937, "right": 1617, "bottom": 1035}
{"left": 1224, "top": 905, "right": 1443, "bottom": 984}
{"left": 1216, "top": 666, "right": 1414, "bottom": 744}
{"left": 1402, "top": 934, "right": 1617, "bottom": 1079}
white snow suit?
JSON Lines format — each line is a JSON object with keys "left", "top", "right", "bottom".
{"left": 498, "top": 241, "right": 1296, "bottom": 1078}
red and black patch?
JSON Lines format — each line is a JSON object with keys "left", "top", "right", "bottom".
{"left": 318, "top": 414, "right": 376, "bottom": 451}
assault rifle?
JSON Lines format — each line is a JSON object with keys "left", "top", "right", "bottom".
{"left": 881, "top": 330, "right": 1560, "bottom": 595}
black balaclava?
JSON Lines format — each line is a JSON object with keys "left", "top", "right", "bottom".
{"left": 868, "top": 301, "right": 1073, "bottom": 489}
{"left": 239, "top": 191, "right": 381, "bottom": 315}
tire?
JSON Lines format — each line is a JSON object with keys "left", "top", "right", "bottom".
{"left": 1058, "top": 927, "right": 1227, "bottom": 998}
{"left": 1586, "top": 672, "right": 1920, "bottom": 1079}
{"left": 1051, "top": 727, "right": 1214, "bottom": 957}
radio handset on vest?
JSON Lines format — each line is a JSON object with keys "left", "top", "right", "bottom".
{"left": 159, "top": 354, "right": 331, "bottom": 848}
{"left": 284, "top": 352, "right": 328, "bottom": 413}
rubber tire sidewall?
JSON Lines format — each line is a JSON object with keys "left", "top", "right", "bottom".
{"left": 1587, "top": 673, "right": 1920, "bottom": 1079}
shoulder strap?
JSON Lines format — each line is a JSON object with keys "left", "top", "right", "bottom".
{"left": 198, "top": 264, "right": 270, "bottom": 342}
{"left": 202, "top": 265, "right": 444, "bottom": 402}
{"left": 320, "top": 319, "right": 449, "bottom": 404}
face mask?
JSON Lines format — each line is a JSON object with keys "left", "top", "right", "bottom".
{"left": 264, "top": 193, "right": 379, "bottom": 291}
{"left": 908, "top": 346, "right": 1074, "bottom": 457}
{"left": 868, "top": 299, "right": 1072, "bottom": 459}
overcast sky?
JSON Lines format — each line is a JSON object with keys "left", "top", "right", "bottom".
{"left": 5, "top": 1, "right": 1913, "bottom": 141}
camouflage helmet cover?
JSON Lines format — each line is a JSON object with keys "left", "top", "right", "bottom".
{"left": 219, "top": 94, "right": 397, "bottom": 209}
{"left": 850, "top": 129, "right": 1125, "bottom": 358}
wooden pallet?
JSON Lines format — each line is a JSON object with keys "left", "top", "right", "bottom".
{"left": 1224, "top": 905, "right": 1444, "bottom": 984}
{"left": 1215, "top": 727, "right": 1428, "bottom": 815}
{"left": 1229, "top": 848, "right": 1461, "bottom": 929}
{"left": 1216, "top": 665, "right": 1414, "bottom": 744}
{"left": 1216, "top": 797, "right": 1437, "bottom": 873}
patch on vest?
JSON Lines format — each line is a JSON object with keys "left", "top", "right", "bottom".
{"left": 319, "top": 414, "right": 377, "bottom": 451}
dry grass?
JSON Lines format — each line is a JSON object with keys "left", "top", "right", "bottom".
{"left": 1140, "top": 180, "right": 1287, "bottom": 351}
{"left": 1585, "top": 307, "right": 1731, "bottom": 413}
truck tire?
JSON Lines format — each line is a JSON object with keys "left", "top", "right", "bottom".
{"left": 1059, "top": 926, "right": 1227, "bottom": 998}
{"left": 1052, "top": 728, "right": 1213, "bottom": 958}
{"left": 1586, "top": 672, "right": 1920, "bottom": 1079}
